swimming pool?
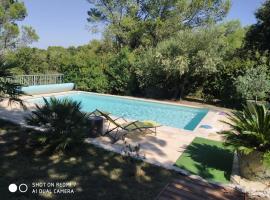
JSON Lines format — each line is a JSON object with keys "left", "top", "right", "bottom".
{"left": 27, "top": 92, "right": 208, "bottom": 131}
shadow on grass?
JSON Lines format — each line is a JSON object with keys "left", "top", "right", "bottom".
{"left": 175, "top": 139, "right": 234, "bottom": 183}
{"left": 0, "top": 120, "right": 178, "bottom": 200}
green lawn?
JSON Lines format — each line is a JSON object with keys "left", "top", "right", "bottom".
{"left": 0, "top": 120, "right": 180, "bottom": 200}
{"left": 175, "top": 137, "right": 234, "bottom": 183}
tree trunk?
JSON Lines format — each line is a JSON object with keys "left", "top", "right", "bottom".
{"left": 179, "top": 75, "right": 189, "bottom": 101}
{"left": 179, "top": 83, "right": 185, "bottom": 101}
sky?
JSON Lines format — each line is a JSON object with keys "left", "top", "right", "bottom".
{"left": 20, "top": 0, "right": 266, "bottom": 49}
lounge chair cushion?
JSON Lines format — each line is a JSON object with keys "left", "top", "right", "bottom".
{"left": 142, "top": 120, "right": 160, "bottom": 127}
{"left": 123, "top": 121, "right": 160, "bottom": 131}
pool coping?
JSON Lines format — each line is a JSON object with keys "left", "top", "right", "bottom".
{"left": 22, "top": 90, "right": 220, "bottom": 132}
{"left": 23, "top": 90, "right": 209, "bottom": 109}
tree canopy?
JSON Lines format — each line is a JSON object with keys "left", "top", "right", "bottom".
{"left": 244, "top": 0, "right": 270, "bottom": 52}
{"left": 0, "top": 0, "right": 38, "bottom": 53}
{"left": 0, "top": 0, "right": 38, "bottom": 105}
{"left": 87, "top": 0, "right": 231, "bottom": 48}
{"left": 136, "top": 23, "right": 240, "bottom": 99}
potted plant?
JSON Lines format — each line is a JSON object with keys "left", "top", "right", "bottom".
{"left": 221, "top": 102, "right": 270, "bottom": 183}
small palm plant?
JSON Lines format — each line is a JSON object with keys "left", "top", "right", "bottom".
{"left": 26, "top": 97, "right": 89, "bottom": 151}
{"left": 221, "top": 102, "right": 270, "bottom": 181}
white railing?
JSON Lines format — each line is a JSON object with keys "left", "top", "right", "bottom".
{"left": 7, "top": 74, "right": 64, "bottom": 86}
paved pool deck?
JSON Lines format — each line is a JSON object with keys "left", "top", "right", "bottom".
{"left": 84, "top": 108, "right": 230, "bottom": 171}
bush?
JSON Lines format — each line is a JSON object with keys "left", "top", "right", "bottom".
{"left": 26, "top": 97, "right": 89, "bottom": 151}
{"left": 136, "top": 28, "right": 225, "bottom": 100}
{"left": 235, "top": 65, "right": 270, "bottom": 102}
{"left": 106, "top": 47, "right": 136, "bottom": 95}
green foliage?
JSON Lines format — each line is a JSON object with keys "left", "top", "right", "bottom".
{"left": 8, "top": 42, "right": 109, "bottom": 93}
{"left": 26, "top": 97, "right": 89, "bottom": 151}
{"left": 0, "top": 0, "right": 38, "bottom": 51}
{"left": 221, "top": 20, "right": 246, "bottom": 52}
{"left": 202, "top": 52, "right": 263, "bottom": 106}
{"left": 235, "top": 63, "right": 270, "bottom": 101}
{"left": 20, "top": 26, "right": 39, "bottom": 46}
{"left": 106, "top": 47, "right": 136, "bottom": 94}
{"left": 199, "top": 21, "right": 266, "bottom": 105}
{"left": 244, "top": 0, "right": 270, "bottom": 52}
{"left": 87, "top": 0, "right": 231, "bottom": 48}
{"left": 221, "top": 102, "right": 270, "bottom": 165}
{"left": 7, "top": 1, "right": 27, "bottom": 20}
{"left": 0, "top": 57, "right": 24, "bottom": 106}
{"left": 0, "top": 0, "right": 38, "bottom": 105}
{"left": 60, "top": 42, "right": 109, "bottom": 93}
{"left": 136, "top": 27, "right": 226, "bottom": 99}
{"left": 7, "top": 47, "right": 50, "bottom": 74}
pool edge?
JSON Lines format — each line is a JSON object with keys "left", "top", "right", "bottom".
{"left": 24, "top": 90, "right": 212, "bottom": 132}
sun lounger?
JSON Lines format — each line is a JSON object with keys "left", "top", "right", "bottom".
{"left": 96, "top": 110, "right": 160, "bottom": 140}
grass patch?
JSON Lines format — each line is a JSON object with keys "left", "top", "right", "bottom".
{"left": 0, "top": 120, "right": 180, "bottom": 200}
{"left": 175, "top": 137, "right": 234, "bottom": 183}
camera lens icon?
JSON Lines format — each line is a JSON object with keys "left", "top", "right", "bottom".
{"left": 19, "top": 184, "right": 28, "bottom": 192}
{"left": 9, "top": 183, "right": 28, "bottom": 193}
{"left": 8, "top": 184, "right": 17, "bottom": 192}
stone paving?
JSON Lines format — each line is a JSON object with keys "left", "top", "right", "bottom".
{"left": 87, "top": 109, "right": 229, "bottom": 170}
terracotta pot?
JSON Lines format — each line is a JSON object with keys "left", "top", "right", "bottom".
{"left": 238, "top": 151, "right": 270, "bottom": 184}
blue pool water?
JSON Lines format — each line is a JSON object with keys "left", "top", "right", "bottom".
{"left": 28, "top": 92, "right": 208, "bottom": 131}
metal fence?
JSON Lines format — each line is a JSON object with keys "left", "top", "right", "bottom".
{"left": 7, "top": 74, "right": 64, "bottom": 86}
